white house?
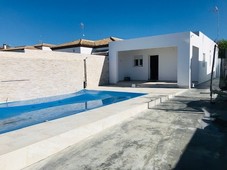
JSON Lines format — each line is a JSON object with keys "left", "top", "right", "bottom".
{"left": 109, "top": 31, "right": 219, "bottom": 88}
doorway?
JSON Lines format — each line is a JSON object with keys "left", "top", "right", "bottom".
{"left": 150, "top": 55, "right": 159, "bottom": 80}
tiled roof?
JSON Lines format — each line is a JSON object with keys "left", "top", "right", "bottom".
{"left": 0, "top": 37, "right": 122, "bottom": 51}
{"left": 1, "top": 46, "right": 40, "bottom": 51}
{"left": 0, "top": 43, "right": 54, "bottom": 51}
{"left": 51, "top": 37, "right": 122, "bottom": 50}
{"left": 94, "top": 37, "right": 121, "bottom": 46}
{"left": 33, "top": 43, "right": 55, "bottom": 47}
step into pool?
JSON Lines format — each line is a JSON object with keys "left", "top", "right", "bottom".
{"left": 0, "top": 90, "right": 145, "bottom": 134}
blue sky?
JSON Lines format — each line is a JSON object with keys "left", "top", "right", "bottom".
{"left": 0, "top": 0, "right": 226, "bottom": 46}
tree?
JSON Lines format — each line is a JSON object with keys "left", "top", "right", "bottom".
{"left": 218, "top": 40, "right": 227, "bottom": 58}
{"left": 217, "top": 40, "right": 227, "bottom": 90}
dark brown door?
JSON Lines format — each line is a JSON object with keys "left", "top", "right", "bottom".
{"left": 150, "top": 55, "right": 159, "bottom": 80}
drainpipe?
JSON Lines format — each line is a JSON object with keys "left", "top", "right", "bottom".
{"left": 83, "top": 57, "right": 88, "bottom": 89}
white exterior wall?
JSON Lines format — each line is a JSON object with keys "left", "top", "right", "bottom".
{"left": 80, "top": 47, "right": 93, "bottom": 54}
{"left": 156, "top": 48, "right": 177, "bottom": 81}
{"left": 53, "top": 47, "right": 92, "bottom": 54}
{"left": 41, "top": 46, "right": 52, "bottom": 51}
{"left": 109, "top": 32, "right": 191, "bottom": 87}
{"left": 109, "top": 31, "right": 219, "bottom": 88}
{"left": 190, "top": 32, "right": 218, "bottom": 84}
{"left": 118, "top": 47, "right": 177, "bottom": 81}
{"left": 118, "top": 51, "right": 148, "bottom": 81}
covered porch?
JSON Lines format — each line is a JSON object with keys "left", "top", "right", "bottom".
{"left": 117, "top": 47, "right": 178, "bottom": 83}
{"left": 109, "top": 32, "right": 218, "bottom": 88}
{"left": 109, "top": 32, "right": 193, "bottom": 88}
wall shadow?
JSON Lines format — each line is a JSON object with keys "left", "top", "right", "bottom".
{"left": 173, "top": 97, "right": 227, "bottom": 170}
{"left": 98, "top": 56, "right": 109, "bottom": 86}
{"left": 150, "top": 92, "right": 227, "bottom": 169}
{"left": 174, "top": 127, "right": 227, "bottom": 170}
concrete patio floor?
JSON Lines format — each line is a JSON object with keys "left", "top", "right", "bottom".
{"left": 111, "top": 80, "right": 178, "bottom": 88}
{"left": 24, "top": 85, "right": 227, "bottom": 169}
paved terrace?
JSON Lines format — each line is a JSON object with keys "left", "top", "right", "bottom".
{"left": 25, "top": 84, "right": 227, "bottom": 170}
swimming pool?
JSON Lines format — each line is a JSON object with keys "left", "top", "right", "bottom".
{"left": 0, "top": 90, "right": 145, "bottom": 134}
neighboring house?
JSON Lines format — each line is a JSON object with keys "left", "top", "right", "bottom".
{"left": 1, "top": 38, "right": 122, "bottom": 55}
{"left": 51, "top": 37, "right": 122, "bottom": 55}
{"left": 0, "top": 43, "right": 54, "bottom": 52}
{"left": 33, "top": 43, "right": 53, "bottom": 51}
{"left": 109, "top": 31, "right": 220, "bottom": 88}
{"left": 1, "top": 46, "right": 38, "bottom": 52}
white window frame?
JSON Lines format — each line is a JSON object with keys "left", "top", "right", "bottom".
{"left": 134, "top": 55, "right": 143, "bottom": 67}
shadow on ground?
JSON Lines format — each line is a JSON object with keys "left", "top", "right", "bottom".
{"left": 174, "top": 95, "right": 227, "bottom": 170}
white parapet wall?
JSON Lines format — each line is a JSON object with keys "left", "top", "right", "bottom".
{"left": 0, "top": 50, "right": 108, "bottom": 103}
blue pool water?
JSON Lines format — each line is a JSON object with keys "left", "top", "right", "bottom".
{"left": 0, "top": 90, "right": 145, "bottom": 134}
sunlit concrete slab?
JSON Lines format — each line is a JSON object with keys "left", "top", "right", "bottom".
{"left": 112, "top": 80, "right": 178, "bottom": 88}
{"left": 25, "top": 87, "right": 227, "bottom": 170}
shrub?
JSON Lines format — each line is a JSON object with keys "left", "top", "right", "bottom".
{"left": 218, "top": 40, "right": 227, "bottom": 58}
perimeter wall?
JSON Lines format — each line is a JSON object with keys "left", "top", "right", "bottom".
{"left": 0, "top": 50, "right": 108, "bottom": 102}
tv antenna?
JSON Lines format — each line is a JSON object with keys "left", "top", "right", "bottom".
{"left": 39, "top": 35, "right": 43, "bottom": 44}
{"left": 213, "top": 5, "right": 219, "bottom": 42}
{"left": 80, "top": 22, "right": 85, "bottom": 37}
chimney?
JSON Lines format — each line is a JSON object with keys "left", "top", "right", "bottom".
{"left": 3, "top": 44, "right": 7, "bottom": 49}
